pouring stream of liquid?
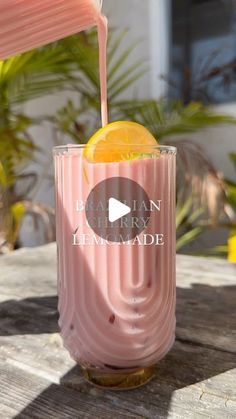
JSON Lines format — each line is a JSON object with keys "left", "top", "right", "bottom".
{"left": 97, "top": 14, "right": 108, "bottom": 127}
{"left": 0, "top": 0, "right": 108, "bottom": 127}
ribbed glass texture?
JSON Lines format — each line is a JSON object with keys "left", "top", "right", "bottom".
{"left": 54, "top": 144, "right": 176, "bottom": 372}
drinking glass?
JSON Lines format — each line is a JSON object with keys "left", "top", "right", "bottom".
{"left": 53, "top": 143, "right": 176, "bottom": 389}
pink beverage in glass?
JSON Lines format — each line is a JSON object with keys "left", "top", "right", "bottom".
{"left": 54, "top": 144, "right": 176, "bottom": 389}
{"left": 0, "top": 0, "right": 108, "bottom": 126}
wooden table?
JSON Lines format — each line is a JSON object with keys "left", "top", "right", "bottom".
{"left": 0, "top": 244, "right": 235, "bottom": 418}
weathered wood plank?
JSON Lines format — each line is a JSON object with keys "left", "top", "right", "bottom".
{"left": 0, "top": 244, "right": 236, "bottom": 418}
{"left": 0, "top": 244, "right": 235, "bottom": 357}
{"left": 176, "top": 281, "right": 236, "bottom": 353}
{"left": 0, "top": 244, "right": 57, "bottom": 300}
{"left": 61, "top": 340, "right": 236, "bottom": 419}
{"left": 0, "top": 244, "right": 235, "bottom": 299}
{"left": 0, "top": 333, "right": 74, "bottom": 383}
{"left": 1, "top": 340, "right": 235, "bottom": 419}
{"left": 0, "top": 315, "right": 235, "bottom": 419}
{"left": 176, "top": 254, "right": 236, "bottom": 287}
{"left": 0, "top": 361, "right": 139, "bottom": 419}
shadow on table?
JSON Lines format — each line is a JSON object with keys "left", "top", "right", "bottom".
{"left": 0, "top": 296, "right": 58, "bottom": 335}
{"left": 8, "top": 282, "right": 236, "bottom": 419}
{"left": 6, "top": 195, "right": 236, "bottom": 418}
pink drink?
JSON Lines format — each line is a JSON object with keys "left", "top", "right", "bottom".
{"left": 1, "top": 0, "right": 177, "bottom": 389}
{"left": 0, "top": 0, "right": 108, "bottom": 126}
{"left": 54, "top": 145, "right": 176, "bottom": 389}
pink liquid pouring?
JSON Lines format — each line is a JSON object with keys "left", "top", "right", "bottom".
{"left": 1, "top": 0, "right": 177, "bottom": 385}
{"left": 54, "top": 147, "right": 176, "bottom": 373}
{"left": 0, "top": 0, "right": 108, "bottom": 125}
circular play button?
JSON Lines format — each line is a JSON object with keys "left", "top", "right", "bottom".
{"left": 85, "top": 177, "right": 151, "bottom": 243}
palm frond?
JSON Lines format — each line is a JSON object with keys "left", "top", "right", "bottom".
{"left": 229, "top": 152, "right": 236, "bottom": 169}
{"left": 176, "top": 196, "right": 193, "bottom": 229}
{"left": 54, "top": 29, "right": 146, "bottom": 141}
{"left": 224, "top": 153, "right": 236, "bottom": 210}
{"left": 107, "top": 29, "right": 129, "bottom": 63}
{"left": 176, "top": 227, "right": 203, "bottom": 252}
{"left": 0, "top": 43, "right": 75, "bottom": 105}
{"left": 176, "top": 192, "right": 205, "bottom": 252}
{"left": 113, "top": 100, "right": 236, "bottom": 139}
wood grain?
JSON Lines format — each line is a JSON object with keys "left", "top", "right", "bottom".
{"left": 0, "top": 243, "right": 235, "bottom": 418}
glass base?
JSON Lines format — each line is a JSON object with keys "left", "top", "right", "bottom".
{"left": 82, "top": 365, "right": 156, "bottom": 390}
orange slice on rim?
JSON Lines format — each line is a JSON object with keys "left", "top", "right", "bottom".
{"left": 84, "top": 121, "right": 157, "bottom": 163}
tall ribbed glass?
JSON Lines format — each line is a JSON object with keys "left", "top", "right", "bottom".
{"left": 54, "top": 144, "right": 176, "bottom": 389}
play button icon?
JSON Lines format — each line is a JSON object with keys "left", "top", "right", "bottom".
{"left": 108, "top": 198, "right": 131, "bottom": 223}
{"left": 85, "top": 177, "right": 151, "bottom": 243}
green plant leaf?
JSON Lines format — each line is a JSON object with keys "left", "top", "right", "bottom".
{"left": 0, "top": 161, "right": 8, "bottom": 187}
{"left": 107, "top": 29, "right": 129, "bottom": 64}
{"left": 8, "top": 201, "right": 25, "bottom": 245}
{"left": 1, "top": 44, "right": 75, "bottom": 105}
{"left": 229, "top": 152, "right": 236, "bottom": 170}
{"left": 176, "top": 197, "right": 193, "bottom": 229}
{"left": 176, "top": 227, "right": 203, "bottom": 252}
{"left": 225, "top": 180, "right": 236, "bottom": 208}
{"left": 113, "top": 100, "right": 236, "bottom": 139}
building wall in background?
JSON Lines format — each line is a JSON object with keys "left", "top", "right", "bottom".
{"left": 20, "top": 0, "right": 236, "bottom": 246}
{"left": 104, "top": 0, "right": 151, "bottom": 98}
{"left": 24, "top": 0, "right": 153, "bottom": 209}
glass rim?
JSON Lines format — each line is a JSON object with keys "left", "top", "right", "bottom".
{"left": 53, "top": 144, "right": 177, "bottom": 155}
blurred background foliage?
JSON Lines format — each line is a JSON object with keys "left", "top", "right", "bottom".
{"left": 0, "top": 29, "right": 236, "bottom": 259}
{"left": 225, "top": 153, "right": 236, "bottom": 262}
{"left": 0, "top": 43, "right": 75, "bottom": 252}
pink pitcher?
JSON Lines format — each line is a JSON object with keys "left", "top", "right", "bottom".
{"left": 0, "top": 0, "right": 102, "bottom": 59}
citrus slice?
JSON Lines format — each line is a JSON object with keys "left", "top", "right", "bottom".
{"left": 84, "top": 121, "right": 157, "bottom": 163}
